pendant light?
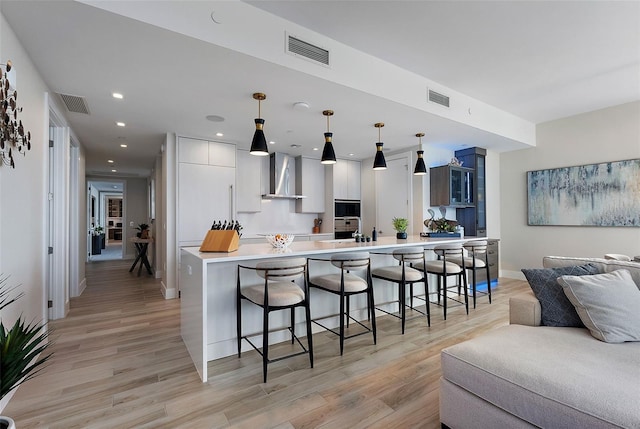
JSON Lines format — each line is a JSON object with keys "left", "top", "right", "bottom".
{"left": 372, "top": 122, "right": 387, "bottom": 170}
{"left": 413, "top": 132, "right": 427, "bottom": 175}
{"left": 321, "top": 110, "right": 337, "bottom": 164}
{"left": 249, "top": 92, "right": 269, "bottom": 156}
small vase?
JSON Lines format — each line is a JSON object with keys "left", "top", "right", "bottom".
{"left": 396, "top": 232, "right": 407, "bottom": 239}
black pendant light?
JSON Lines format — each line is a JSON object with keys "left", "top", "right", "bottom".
{"left": 321, "top": 110, "right": 337, "bottom": 164}
{"left": 249, "top": 92, "right": 269, "bottom": 156}
{"left": 413, "top": 132, "right": 427, "bottom": 175}
{"left": 372, "top": 122, "right": 387, "bottom": 170}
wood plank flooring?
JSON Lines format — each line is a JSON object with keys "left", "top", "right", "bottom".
{"left": 4, "top": 259, "right": 528, "bottom": 428}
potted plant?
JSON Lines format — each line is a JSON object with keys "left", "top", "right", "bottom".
{"left": 392, "top": 217, "right": 409, "bottom": 239}
{"left": 136, "top": 223, "right": 149, "bottom": 239}
{"left": 1, "top": 276, "right": 52, "bottom": 429}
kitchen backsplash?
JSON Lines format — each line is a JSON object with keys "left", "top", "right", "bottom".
{"left": 237, "top": 199, "right": 321, "bottom": 237}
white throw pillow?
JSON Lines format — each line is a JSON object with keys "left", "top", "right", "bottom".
{"left": 557, "top": 269, "right": 640, "bottom": 343}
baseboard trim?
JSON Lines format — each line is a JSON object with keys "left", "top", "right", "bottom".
{"left": 501, "top": 270, "right": 526, "bottom": 280}
{"left": 161, "top": 281, "right": 177, "bottom": 299}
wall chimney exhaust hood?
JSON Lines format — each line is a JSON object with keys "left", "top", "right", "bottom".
{"left": 262, "top": 152, "right": 306, "bottom": 199}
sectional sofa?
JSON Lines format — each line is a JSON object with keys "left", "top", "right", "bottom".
{"left": 439, "top": 256, "right": 640, "bottom": 428}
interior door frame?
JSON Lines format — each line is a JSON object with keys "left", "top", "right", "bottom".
{"left": 48, "top": 99, "right": 71, "bottom": 320}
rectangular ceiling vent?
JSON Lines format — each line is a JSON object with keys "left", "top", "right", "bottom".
{"left": 58, "top": 93, "right": 90, "bottom": 114}
{"left": 428, "top": 89, "right": 450, "bottom": 108}
{"left": 286, "top": 33, "right": 330, "bottom": 67}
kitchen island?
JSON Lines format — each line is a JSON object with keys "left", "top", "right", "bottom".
{"left": 180, "top": 235, "right": 479, "bottom": 382}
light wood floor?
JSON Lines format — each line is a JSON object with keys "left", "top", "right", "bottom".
{"left": 5, "top": 259, "right": 528, "bottom": 428}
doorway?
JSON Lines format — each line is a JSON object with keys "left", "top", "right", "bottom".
{"left": 87, "top": 180, "right": 125, "bottom": 261}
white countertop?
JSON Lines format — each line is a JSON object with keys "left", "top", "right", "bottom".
{"left": 181, "top": 235, "right": 477, "bottom": 263}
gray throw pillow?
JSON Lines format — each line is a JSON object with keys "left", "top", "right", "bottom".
{"left": 521, "top": 264, "right": 601, "bottom": 327}
{"left": 558, "top": 269, "right": 640, "bottom": 343}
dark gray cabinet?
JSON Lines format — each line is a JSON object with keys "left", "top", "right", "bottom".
{"left": 474, "top": 238, "right": 499, "bottom": 283}
{"left": 455, "top": 147, "right": 486, "bottom": 237}
{"left": 429, "top": 165, "right": 474, "bottom": 207}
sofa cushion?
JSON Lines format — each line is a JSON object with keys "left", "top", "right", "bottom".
{"left": 441, "top": 325, "right": 640, "bottom": 428}
{"left": 543, "top": 256, "right": 640, "bottom": 288}
{"left": 521, "top": 264, "right": 600, "bottom": 327}
{"left": 558, "top": 269, "right": 640, "bottom": 343}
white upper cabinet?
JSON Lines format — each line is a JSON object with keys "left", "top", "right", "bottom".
{"left": 178, "top": 137, "right": 236, "bottom": 168}
{"left": 178, "top": 137, "right": 209, "bottom": 164}
{"left": 334, "top": 159, "right": 361, "bottom": 200}
{"left": 209, "top": 141, "right": 236, "bottom": 167}
{"left": 236, "top": 149, "right": 262, "bottom": 213}
{"left": 295, "top": 156, "right": 325, "bottom": 213}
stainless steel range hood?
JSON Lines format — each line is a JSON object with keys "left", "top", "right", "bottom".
{"left": 262, "top": 152, "right": 306, "bottom": 199}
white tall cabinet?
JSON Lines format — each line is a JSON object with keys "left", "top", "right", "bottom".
{"left": 295, "top": 156, "right": 325, "bottom": 213}
{"left": 236, "top": 149, "right": 262, "bottom": 213}
{"left": 333, "top": 159, "right": 361, "bottom": 200}
{"left": 178, "top": 137, "right": 236, "bottom": 247}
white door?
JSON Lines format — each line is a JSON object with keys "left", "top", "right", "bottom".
{"left": 375, "top": 157, "right": 410, "bottom": 236}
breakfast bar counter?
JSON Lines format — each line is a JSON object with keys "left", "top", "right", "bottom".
{"left": 180, "top": 235, "right": 478, "bottom": 382}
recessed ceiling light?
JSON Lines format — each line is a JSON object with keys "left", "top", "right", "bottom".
{"left": 116, "top": 122, "right": 125, "bottom": 127}
{"left": 108, "top": 159, "right": 114, "bottom": 163}
{"left": 216, "top": 132, "right": 224, "bottom": 137}
{"left": 112, "top": 185, "right": 118, "bottom": 189}
{"left": 112, "top": 92, "right": 123, "bottom": 99}
{"left": 120, "top": 144, "right": 128, "bottom": 148}
{"left": 206, "top": 115, "right": 225, "bottom": 122}
{"left": 313, "top": 147, "right": 318, "bottom": 151}
{"left": 269, "top": 141, "right": 275, "bottom": 145}
{"left": 111, "top": 169, "right": 117, "bottom": 172}
{"left": 290, "top": 144, "right": 301, "bottom": 149}
{"left": 349, "top": 153, "right": 355, "bottom": 156}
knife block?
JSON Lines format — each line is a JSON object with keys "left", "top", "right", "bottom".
{"left": 199, "top": 230, "right": 239, "bottom": 253}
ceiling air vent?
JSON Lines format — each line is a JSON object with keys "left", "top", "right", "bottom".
{"left": 286, "top": 33, "right": 330, "bottom": 67}
{"left": 58, "top": 93, "right": 90, "bottom": 114}
{"left": 428, "top": 89, "right": 450, "bottom": 108}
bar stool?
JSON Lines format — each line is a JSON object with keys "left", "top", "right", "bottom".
{"left": 307, "top": 252, "right": 376, "bottom": 355}
{"left": 236, "top": 257, "right": 313, "bottom": 383}
{"left": 414, "top": 243, "right": 467, "bottom": 320}
{"left": 371, "top": 247, "right": 429, "bottom": 334}
{"left": 449, "top": 240, "right": 491, "bottom": 309}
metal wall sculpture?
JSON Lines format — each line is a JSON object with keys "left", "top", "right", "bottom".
{"left": 1, "top": 60, "right": 32, "bottom": 168}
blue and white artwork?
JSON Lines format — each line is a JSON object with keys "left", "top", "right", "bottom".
{"left": 527, "top": 159, "right": 640, "bottom": 226}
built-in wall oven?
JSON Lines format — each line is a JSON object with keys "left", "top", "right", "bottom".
{"left": 334, "top": 217, "right": 361, "bottom": 239}
{"left": 334, "top": 200, "right": 361, "bottom": 239}
{"left": 335, "top": 200, "right": 361, "bottom": 218}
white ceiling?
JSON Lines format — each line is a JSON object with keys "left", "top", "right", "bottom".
{"left": 2, "top": 1, "right": 638, "bottom": 178}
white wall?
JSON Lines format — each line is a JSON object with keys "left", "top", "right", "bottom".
{"left": 500, "top": 101, "right": 640, "bottom": 277}
{"left": 0, "top": 12, "right": 49, "bottom": 412}
{"left": 123, "top": 178, "right": 150, "bottom": 259}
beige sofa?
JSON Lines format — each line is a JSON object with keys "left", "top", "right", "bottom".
{"left": 439, "top": 256, "right": 640, "bottom": 429}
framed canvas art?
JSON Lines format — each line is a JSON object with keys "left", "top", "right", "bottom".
{"left": 527, "top": 159, "right": 640, "bottom": 226}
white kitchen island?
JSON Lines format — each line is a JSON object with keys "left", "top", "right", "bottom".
{"left": 180, "top": 235, "right": 477, "bottom": 382}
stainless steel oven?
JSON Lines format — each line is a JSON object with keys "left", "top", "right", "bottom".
{"left": 334, "top": 217, "right": 361, "bottom": 239}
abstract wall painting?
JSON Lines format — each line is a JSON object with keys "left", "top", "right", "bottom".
{"left": 527, "top": 159, "right": 640, "bottom": 226}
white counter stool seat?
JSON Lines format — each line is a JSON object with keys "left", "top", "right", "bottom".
{"left": 308, "top": 252, "right": 376, "bottom": 355}
{"left": 236, "top": 257, "right": 313, "bottom": 383}
{"left": 413, "top": 243, "right": 467, "bottom": 320}
{"left": 447, "top": 240, "right": 491, "bottom": 309}
{"left": 371, "top": 247, "right": 429, "bottom": 334}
